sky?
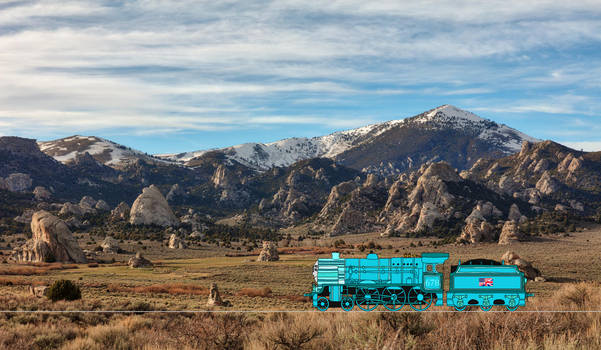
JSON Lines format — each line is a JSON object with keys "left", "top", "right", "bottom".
{"left": 1, "top": 0, "right": 600, "bottom": 154}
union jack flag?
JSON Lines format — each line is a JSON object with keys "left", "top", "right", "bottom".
{"left": 479, "top": 278, "right": 493, "bottom": 287}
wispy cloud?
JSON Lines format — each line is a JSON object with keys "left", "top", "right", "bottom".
{"left": 0, "top": 0, "right": 599, "bottom": 150}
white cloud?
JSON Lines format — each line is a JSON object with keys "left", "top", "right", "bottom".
{"left": 0, "top": 0, "right": 599, "bottom": 140}
{"left": 562, "top": 141, "right": 601, "bottom": 152}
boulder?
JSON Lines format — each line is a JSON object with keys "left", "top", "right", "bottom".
{"left": 59, "top": 202, "right": 95, "bottom": 217}
{"left": 95, "top": 200, "right": 111, "bottom": 211}
{"left": 128, "top": 252, "right": 153, "bottom": 268}
{"left": 258, "top": 241, "right": 279, "bottom": 261}
{"left": 33, "top": 186, "right": 51, "bottom": 201}
{"left": 12, "top": 211, "right": 86, "bottom": 263}
{"left": 110, "top": 202, "right": 130, "bottom": 221}
{"left": 168, "top": 234, "right": 186, "bottom": 249}
{"left": 101, "top": 236, "right": 120, "bottom": 253}
{"left": 4, "top": 173, "right": 32, "bottom": 192}
{"left": 554, "top": 204, "right": 569, "bottom": 212}
{"left": 501, "top": 251, "right": 540, "bottom": 280}
{"left": 498, "top": 221, "right": 523, "bottom": 245}
{"left": 207, "top": 283, "right": 229, "bottom": 306}
{"left": 79, "top": 196, "right": 97, "bottom": 209}
{"left": 29, "top": 285, "right": 48, "bottom": 298}
{"left": 129, "top": 185, "right": 178, "bottom": 227}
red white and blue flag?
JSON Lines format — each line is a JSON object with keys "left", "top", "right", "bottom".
{"left": 479, "top": 278, "right": 493, "bottom": 287}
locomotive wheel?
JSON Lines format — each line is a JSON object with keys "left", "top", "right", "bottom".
{"left": 356, "top": 288, "right": 379, "bottom": 312}
{"left": 382, "top": 288, "right": 406, "bottom": 311}
{"left": 453, "top": 296, "right": 467, "bottom": 311}
{"left": 506, "top": 299, "right": 519, "bottom": 311}
{"left": 317, "top": 297, "right": 329, "bottom": 311}
{"left": 480, "top": 304, "right": 493, "bottom": 312}
{"left": 408, "top": 287, "right": 432, "bottom": 311}
{"left": 454, "top": 304, "right": 467, "bottom": 312}
{"left": 341, "top": 297, "right": 354, "bottom": 311}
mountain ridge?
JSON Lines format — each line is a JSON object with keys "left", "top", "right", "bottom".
{"left": 38, "top": 105, "right": 539, "bottom": 175}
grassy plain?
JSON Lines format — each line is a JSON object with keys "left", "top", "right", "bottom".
{"left": 1, "top": 224, "right": 601, "bottom": 348}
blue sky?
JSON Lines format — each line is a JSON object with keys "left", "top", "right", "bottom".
{"left": 1, "top": 1, "right": 600, "bottom": 154}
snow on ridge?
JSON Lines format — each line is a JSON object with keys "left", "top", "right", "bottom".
{"left": 156, "top": 105, "right": 538, "bottom": 171}
{"left": 39, "top": 135, "right": 173, "bottom": 166}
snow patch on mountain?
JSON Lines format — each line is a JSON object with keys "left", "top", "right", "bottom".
{"left": 158, "top": 105, "right": 539, "bottom": 171}
{"left": 38, "top": 135, "right": 168, "bottom": 167}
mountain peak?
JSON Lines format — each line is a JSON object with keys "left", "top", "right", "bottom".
{"left": 417, "top": 104, "right": 487, "bottom": 123}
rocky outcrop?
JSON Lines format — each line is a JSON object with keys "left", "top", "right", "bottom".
{"left": 110, "top": 202, "right": 130, "bottom": 221}
{"left": 33, "top": 186, "right": 51, "bottom": 201}
{"left": 535, "top": 171, "right": 560, "bottom": 195}
{"left": 79, "top": 196, "right": 97, "bottom": 209}
{"left": 168, "top": 234, "right": 186, "bottom": 249}
{"left": 207, "top": 283, "right": 229, "bottom": 306}
{"left": 317, "top": 175, "right": 387, "bottom": 236}
{"left": 458, "top": 218, "right": 494, "bottom": 243}
{"left": 29, "top": 285, "right": 48, "bottom": 298}
{"left": 498, "top": 221, "right": 523, "bottom": 245}
{"left": 257, "top": 241, "right": 279, "bottom": 261}
{"left": 383, "top": 162, "right": 461, "bottom": 234}
{"left": 128, "top": 252, "right": 153, "bottom": 268}
{"left": 14, "top": 209, "right": 35, "bottom": 224}
{"left": 166, "top": 183, "right": 186, "bottom": 202}
{"left": 501, "top": 251, "right": 540, "bottom": 280}
{"left": 129, "top": 185, "right": 178, "bottom": 227}
{"left": 3, "top": 173, "right": 32, "bottom": 192}
{"left": 12, "top": 211, "right": 86, "bottom": 263}
{"left": 59, "top": 201, "right": 96, "bottom": 217}
{"left": 257, "top": 159, "right": 358, "bottom": 225}
{"left": 179, "top": 209, "right": 208, "bottom": 232}
{"left": 101, "top": 236, "right": 120, "bottom": 253}
{"left": 463, "top": 140, "right": 601, "bottom": 215}
{"left": 95, "top": 199, "right": 110, "bottom": 211}
{"left": 508, "top": 204, "right": 527, "bottom": 223}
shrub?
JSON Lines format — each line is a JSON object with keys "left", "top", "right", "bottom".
{"left": 46, "top": 279, "right": 81, "bottom": 302}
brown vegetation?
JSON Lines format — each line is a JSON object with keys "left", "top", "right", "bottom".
{"left": 236, "top": 287, "right": 273, "bottom": 298}
{"left": 1, "top": 282, "right": 601, "bottom": 349}
{"left": 107, "top": 283, "right": 208, "bottom": 296}
{"left": 0, "top": 263, "right": 78, "bottom": 276}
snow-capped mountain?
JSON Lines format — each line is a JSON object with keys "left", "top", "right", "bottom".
{"left": 38, "top": 135, "right": 167, "bottom": 167}
{"left": 157, "top": 105, "right": 539, "bottom": 174}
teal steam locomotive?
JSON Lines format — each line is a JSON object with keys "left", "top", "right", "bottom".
{"left": 304, "top": 252, "right": 533, "bottom": 311}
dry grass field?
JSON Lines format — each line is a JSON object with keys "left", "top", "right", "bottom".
{"left": 1, "top": 224, "right": 601, "bottom": 349}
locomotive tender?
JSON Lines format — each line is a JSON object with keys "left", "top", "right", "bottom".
{"left": 305, "top": 252, "right": 533, "bottom": 311}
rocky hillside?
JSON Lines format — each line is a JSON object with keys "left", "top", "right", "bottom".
{"left": 463, "top": 140, "right": 601, "bottom": 214}
{"left": 312, "top": 161, "right": 525, "bottom": 240}
{"left": 157, "top": 105, "right": 539, "bottom": 175}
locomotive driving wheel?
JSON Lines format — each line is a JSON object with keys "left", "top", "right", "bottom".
{"left": 341, "top": 296, "right": 354, "bottom": 311}
{"left": 382, "top": 288, "right": 406, "bottom": 311}
{"left": 408, "top": 287, "right": 432, "bottom": 311}
{"left": 356, "top": 288, "right": 379, "bottom": 312}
